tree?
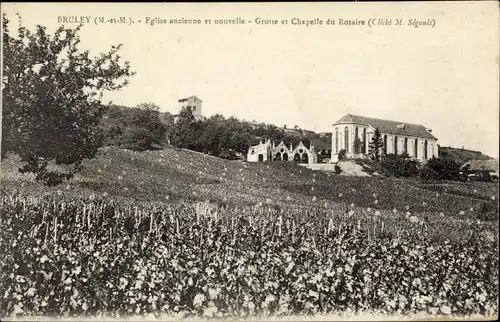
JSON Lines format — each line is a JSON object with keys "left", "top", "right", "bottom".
{"left": 353, "top": 137, "right": 362, "bottom": 154}
{"left": 136, "top": 102, "right": 160, "bottom": 111}
{"left": 170, "top": 106, "right": 196, "bottom": 149}
{"left": 116, "top": 107, "right": 167, "bottom": 151}
{"left": 368, "top": 128, "right": 384, "bottom": 161}
{"left": 2, "top": 15, "right": 134, "bottom": 185}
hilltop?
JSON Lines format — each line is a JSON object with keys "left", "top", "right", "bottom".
{"left": 439, "top": 146, "right": 493, "bottom": 165}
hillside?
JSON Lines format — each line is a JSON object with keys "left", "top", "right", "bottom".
{"left": 439, "top": 146, "right": 493, "bottom": 165}
{"left": 1, "top": 147, "right": 497, "bottom": 217}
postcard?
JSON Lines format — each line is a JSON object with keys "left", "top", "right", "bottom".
{"left": 1, "top": 2, "right": 498, "bottom": 321}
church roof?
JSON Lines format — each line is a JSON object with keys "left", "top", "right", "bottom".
{"left": 335, "top": 114, "right": 437, "bottom": 140}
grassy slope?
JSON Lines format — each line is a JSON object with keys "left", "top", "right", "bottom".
{"left": 1, "top": 146, "right": 498, "bottom": 216}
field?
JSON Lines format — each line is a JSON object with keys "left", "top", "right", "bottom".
{"left": 1, "top": 146, "right": 499, "bottom": 319}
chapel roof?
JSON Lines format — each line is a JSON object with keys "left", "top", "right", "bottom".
{"left": 334, "top": 114, "right": 437, "bottom": 140}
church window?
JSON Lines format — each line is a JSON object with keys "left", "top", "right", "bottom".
{"left": 335, "top": 128, "right": 339, "bottom": 153}
{"left": 344, "top": 127, "right": 349, "bottom": 152}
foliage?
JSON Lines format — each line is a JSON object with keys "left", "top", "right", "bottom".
{"left": 466, "top": 170, "right": 494, "bottom": 183}
{"left": 136, "top": 102, "right": 160, "bottom": 111}
{"left": 1, "top": 14, "right": 134, "bottom": 186}
{"left": 101, "top": 106, "right": 167, "bottom": 151}
{"left": 338, "top": 149, "right": 347, "bottom": 161}
{"left": 381, "top": 154, "right": 419, "bottom": 178}
{"left": 353, "top": 137, "right": 363, "bottom": 154}
{"left": 419, "top": 158, "right": 461, "bottom": 181}
{"left": 166, "top": 111, "right": 321, "bottom": 160}
{"left": 0, "top": 192, "right": 498, "bottom": 319}
{"left": 334, "top": 164, "right": 342, "bottom": 175}
{"left": 170, "top": 107, "right": 198, "bottom": 149}
{"left": 368, "top": 128, "right": 384, "bottom": 162}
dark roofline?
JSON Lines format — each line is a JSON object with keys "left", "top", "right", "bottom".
{"left": 178, "top": 95, "right": 203, "bottom": 102}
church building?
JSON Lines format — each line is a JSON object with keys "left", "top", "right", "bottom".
{"left": 331, "top": 114, "right": 439, "bottom": 163}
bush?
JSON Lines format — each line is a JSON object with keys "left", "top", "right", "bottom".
{"left": 338, "top": 149, "right": 346, "bottom": 161}
{"left": 334, "top": 164, "right": 342, "bottom": 174}
{"left": 419, "top": 166, "right": 440, "bottom": 181}
{"left": 419, "top": 157, "right": 461, "bottom": 181}
{"left": 381, "top": 154, "right": 419, "bottom": 178}
{"left": 219, "top": 150, "right": 238, "bottom": 160}
{"left": 471, "top": 170, "right": 493, "bottom": 183}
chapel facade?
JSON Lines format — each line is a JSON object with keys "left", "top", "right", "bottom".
{"left": 247, "top": 139, "right": 318, "bottom": 164}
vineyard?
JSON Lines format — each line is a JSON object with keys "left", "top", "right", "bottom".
{"left": 1, "top": 146, "right": 499, "bottom": 319}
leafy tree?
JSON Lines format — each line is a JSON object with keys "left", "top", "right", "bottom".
{"left": 117, "top": 107, "right": 167, "bottom": 151}
{"left": 2, "top": 15, "right": 134, "bottom": 185}
{"left": 136, "top": 102, "right": 160, "bottom": 111}
{"left": 368, "top": 128, "right": 384, "bottom": 161}
{"left": 170, "top": 106, "right": 197, "bottom": 149}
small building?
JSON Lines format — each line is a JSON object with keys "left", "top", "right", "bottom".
{"left": 331, "top": 114, "right": 439, "bottom": 163}
{"left": 174, "top": 95, "right": 203, "bottom": 122}
{"left": 247, "top": 139, "right": 318, "bottom": 164}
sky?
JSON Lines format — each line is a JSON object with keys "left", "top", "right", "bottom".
{"left": 2, "top": 2, "right": 499, "bottom": 157}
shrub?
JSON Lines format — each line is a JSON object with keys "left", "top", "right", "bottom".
{"left": 419, "top": 166, "right": 440, "bottom": 181}
{"left": 334, "top": 164, "right": 342, "bottom": 174}
{"left": 420, "top": 157, "right": 461, "bottom": 181}
{"left": 353, "top": 137, "right": 362, "bottom": 154}
{"left": 381, "top": 154, "right": 419, "bottom": 178}
{"left": 338, "top": 149, "right": 346, "bottom": 161}
{"left": 472, "top": 170, "right": 493, "bottom": 183}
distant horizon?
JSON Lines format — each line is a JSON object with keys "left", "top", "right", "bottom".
{"left": 2, "top": 2, "right": 499, "bottom": 158}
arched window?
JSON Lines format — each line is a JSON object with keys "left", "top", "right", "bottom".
{"left": 383, "top": 135, "right": 387, "bottom": 154}
{"left": 404, "top": 137, "right": 408, "bottom": 154}
{"left": 302, "top": 153, "right": 309, "bottom": 164}
{"left": 362, "top": 128, "right": 367, "bottom": 153}
{"left": 394, "top": 136, "right": 398, "bottom": 155}
{"left": 335, "top": 128, "right": 339, "bottom": 153}
{"left": 283, "top": 153, "right": 288, "bottom": 161}
{"left": 344, "top": 127, "right": 349, "bottom": 152}
{"left": 414, "top": 139, "right": 418, "bottom": 158}
{"left": 275, "top": 153, "right": 282, "bottom": 161}
{"left": 424, "top": 140, "right": 428, "bottom": 160}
